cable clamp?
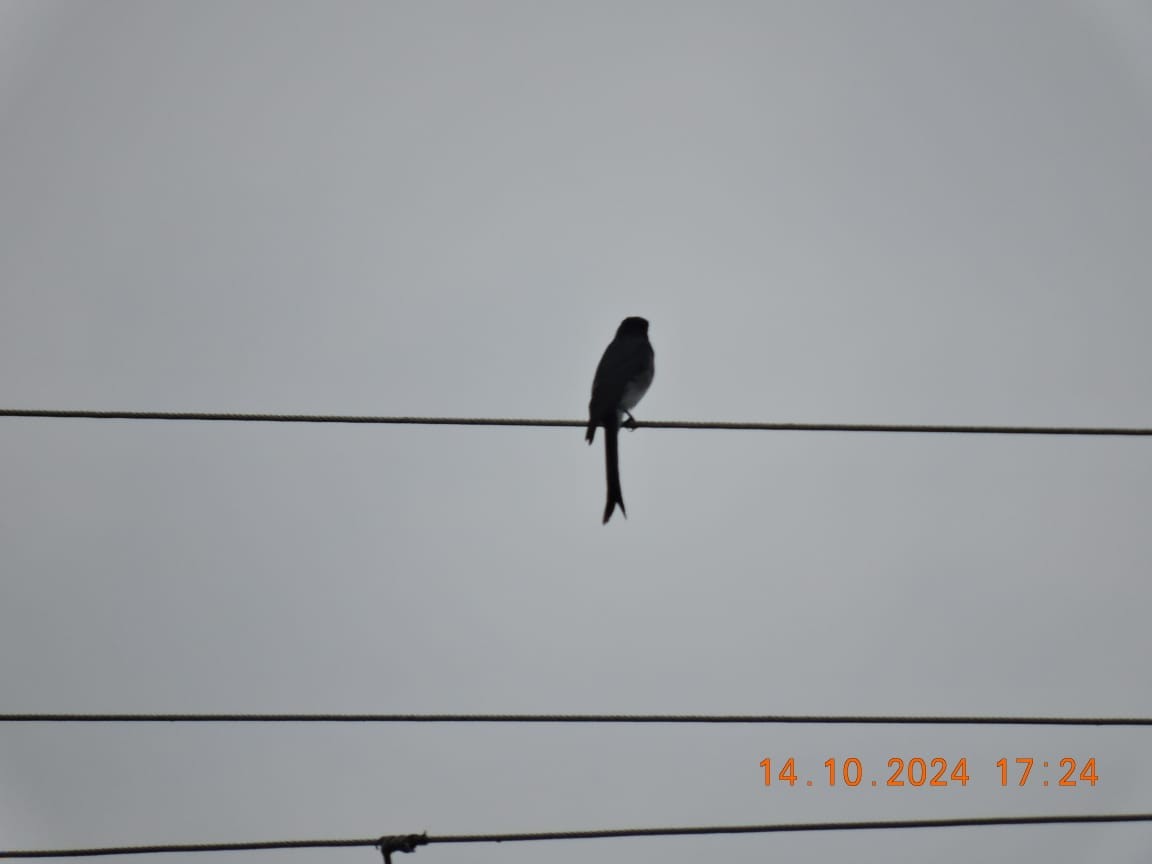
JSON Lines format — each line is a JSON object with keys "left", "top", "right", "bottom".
{"left": 378, "top": 834, "right": 427, "bottom": 864}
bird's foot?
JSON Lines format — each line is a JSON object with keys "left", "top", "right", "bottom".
{"left": 622, "top": 411, "right": 639, "bottom": 430}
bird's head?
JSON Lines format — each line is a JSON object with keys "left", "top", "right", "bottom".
{"left": 617, "top": 316, "right": 649, "bottom": 336}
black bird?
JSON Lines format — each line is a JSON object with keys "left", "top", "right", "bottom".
{"left": 586, "top": 317, "right": 655, "bottom": 523}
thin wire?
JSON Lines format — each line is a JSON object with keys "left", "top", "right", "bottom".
{"left": 432, "top": 813, "right": 1152, "bottom": 843}
{"left": 1, "top": 713, "right": 1150, "bottom": 725}
{"left": 3, "top": 814, "right": 1151, "bottom": 858}
{"left": 1, "top": 409, "right": 1150, "bottom": 436}
{"left": 0, "top": 840, "right": 373, "bottom": 859}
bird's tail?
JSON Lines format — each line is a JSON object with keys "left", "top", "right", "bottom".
{"left": 602, "top": 422, "right": 625, "bottom": 524}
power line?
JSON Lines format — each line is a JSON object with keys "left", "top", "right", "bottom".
{"left": 3, "top": 814, "right": 1151, "bottom": 858}
{"left": 433, "top": 813, "right": 1152, "bottom": 843}
{"left": 1, "top": 408, "right": 1150, "bottom": 436}
{"left": 0, "top": 839, "right": 378, "bottom": 859}
{"left": 1, "top": 713, "right": 1150, "bottom": 725}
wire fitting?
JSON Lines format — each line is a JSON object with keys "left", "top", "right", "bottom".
{"left": 377, "top": 835, "right": 427, "bottom": 864}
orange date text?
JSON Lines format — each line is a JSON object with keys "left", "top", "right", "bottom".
{"left": 758, "top": 757, "right": 1099, "bottom": 789}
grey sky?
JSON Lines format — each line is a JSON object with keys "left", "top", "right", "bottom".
{"left": 1, "top": 2, "right": 1150, "bottom": 862}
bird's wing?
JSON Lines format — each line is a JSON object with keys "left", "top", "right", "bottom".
{"left": 589, "top": 337, "right": 653, "bottom": 420}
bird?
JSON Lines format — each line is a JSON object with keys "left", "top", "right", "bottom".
{"left": 586, "top": 316, "right": 655, "bottom": 523}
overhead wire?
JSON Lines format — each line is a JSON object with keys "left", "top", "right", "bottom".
{"left": 1, "top": 408, "right": 1150, "bottom": 436}
{"left": 1, "top": 712, "right": 1150, "bottom": 725}
{"left": 3, "top": 814, "right": 1152, "bottom": 858}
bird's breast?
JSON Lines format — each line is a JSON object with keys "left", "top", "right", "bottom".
{"left": 619, "top": 367, "right": 654, "bottom": 412}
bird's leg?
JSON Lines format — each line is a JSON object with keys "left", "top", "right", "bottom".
{"left": 622, "top": 410, "right": 638, "bottom": 430}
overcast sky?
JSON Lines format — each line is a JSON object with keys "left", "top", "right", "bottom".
{"left": 1, "top": 2, "right": 1151, "bottom": 862}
